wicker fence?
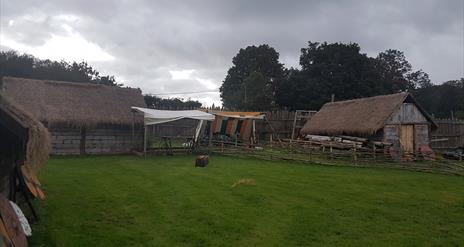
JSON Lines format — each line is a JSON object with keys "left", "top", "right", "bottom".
{"left": 197, "top": 139, "right": 464, "bottom": 176}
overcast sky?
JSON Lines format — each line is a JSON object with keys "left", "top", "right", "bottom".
{"left": 1, "top": 0, "right": 463, "bottom": 106}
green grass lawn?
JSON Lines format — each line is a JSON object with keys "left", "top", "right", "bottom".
{"left": 30, "top": 155, "right": 464, "bottom": 246}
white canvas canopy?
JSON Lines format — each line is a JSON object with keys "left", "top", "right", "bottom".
{"left": 131, "top": 107, "right": 215, "bottom": 156}
{"left": 132, "top": 107, "right": 214, "bottom": 125}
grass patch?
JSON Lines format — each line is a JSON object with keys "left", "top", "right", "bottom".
{"left": 30, "top": 155, "right": 464, "bottom": 246}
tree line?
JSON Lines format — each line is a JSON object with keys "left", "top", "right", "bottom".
{"left": 220, "top": 42, "right": 463, "bottom": 118}
{"left": 1, "top": 46, "right": 462, "bottom": 118}
{"left": 0, "top": 50, "right": 120, "bottom": 86}
{"left": 0, "top": 50, "right": 202, "bottom": 110}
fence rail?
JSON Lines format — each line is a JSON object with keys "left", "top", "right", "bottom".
{"left": 196, "top": 139, "right": 464, "bottom": 176}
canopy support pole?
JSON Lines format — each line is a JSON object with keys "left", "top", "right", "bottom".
{"left": 131, "top": 111, "right": 135, "bottom": 150}
{"left": 143, "top": 124, "right": 147, "bottom": 158}
{"left": 251, "top": 119, "right": 256, "bottom": 146}
{"left": 208, "top": 122, "right": 213, "bottom": 155}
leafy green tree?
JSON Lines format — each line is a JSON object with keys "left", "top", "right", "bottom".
{"left": 242, "top": 71, "right": 273, "bottom": 110}
{"left": 0, "top": 50, "right": 121, "bottom": 86}
{"left": 414, "top": 78, "right": 464, "bottom": 118}
{"left": 220, "top": 44, "right": 285, "bottom": 110}
{"left": 277, "top": 43, "right": 432, "bottom": 110}
{"left": 278, "top": 42, "right": 384, "bottom": 110}
{"left": 376, "top": 49, "right": 430, "bottom": 90}
{"left": 144, "top": 95, "right": 202, "bottom": 109}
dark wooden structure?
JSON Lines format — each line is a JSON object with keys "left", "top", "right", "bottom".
{"left": 0, "top": 92, "right": 51, "bottom": 245}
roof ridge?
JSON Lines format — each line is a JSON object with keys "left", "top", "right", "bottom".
{"left": 327, "top": 92, "right": 408, "bottom": 105}
{"left": 3, "top": 76, "right": 140, "bottom": 92}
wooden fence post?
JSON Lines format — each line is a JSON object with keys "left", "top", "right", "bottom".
{"left": 353, "top": 144, "right": 357, "bottom": 165}
{"left": 329, "top": 142, "right": 333, "bottom": 159}
{"left": 309, "top": 140, "right": 312, "bottom": 161}
{"left": 373, "top": 145, "right": 376, "bottom": 163}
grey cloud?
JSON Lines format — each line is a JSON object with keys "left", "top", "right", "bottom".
{"left": 1, "top": 0, "right": 463, "bottom": 105}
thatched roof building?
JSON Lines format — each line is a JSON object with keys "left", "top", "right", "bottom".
{"left": 1, "top": 77, "right": 146, "bottom": 155}
{"left": 301, "top": 92, "right": 437, "bottom": 154}
{"left": 1, "top": 77, "right": 145, "bottom": 127}
{"left": 301, "top": 92, "right": 436, "bottom": 137}
{"left": 0, "top": 92, "right": 50, "bottom": 182}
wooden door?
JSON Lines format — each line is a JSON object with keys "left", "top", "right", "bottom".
{"left": 400, "top": 125, "right": 414, "bottom": 153}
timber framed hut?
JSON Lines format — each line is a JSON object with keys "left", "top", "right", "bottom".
{"left": 1, "top": 77, "right": 146, "bottom": 155}
{"left": 0, "top": 92, "right": 50, "bottom": 195}
{"left": 301, "top": 92, "right": 437, "bottom": 154}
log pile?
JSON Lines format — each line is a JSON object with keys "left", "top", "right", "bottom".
{"left": 285, "top": 134, "right": 394, "bottom": 150}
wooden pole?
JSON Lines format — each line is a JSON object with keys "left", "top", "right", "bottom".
{"left": 353, "top": 143, "right": 357, "bottom": 165}
{"left": 252, "top": 120, "right": 256, "bottom": 146}
{"left": 131, "top": 111, "right": 135, "bottom": 149}
{"left": 208, "top": 121, "right": 213, "bottom": 155}
{"left": 79, "top": 127, "right": 86, "bottom": 155}
{"left": 143, "top": 125, "right": 147, "bottom": 159}
{"left": 373, "top": 145, "right": 376, "bottom": 163}
{"left": 309, "top": 140, "right": 312, "bottom": 161}
{"left": 291, "top": 112, "right": 298, "bottom": 142}
{"left": 329, "top": 142, "right": 333, "bottom": 159}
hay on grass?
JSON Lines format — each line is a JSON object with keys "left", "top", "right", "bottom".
{"left": 231, "top": 178, "right": 256, "bottom": 188}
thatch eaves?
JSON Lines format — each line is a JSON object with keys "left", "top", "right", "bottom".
{"left": 1, "top": 77, "right": 146, "bottom": 128}
{"left": 300, "top": 92, "right": 436, "bottom": 137}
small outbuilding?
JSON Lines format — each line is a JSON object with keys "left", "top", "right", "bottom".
{"left": 1, "top": 77, "right": 146, "bottom": 155}
{"left": 0, "top": 92, "right": 50, "bottom": 194}
{"left": 0, "top": 92, "right": 51, "bottom": 245}
{"left": 301, "top": 92, "right": 437, "bottom": 154}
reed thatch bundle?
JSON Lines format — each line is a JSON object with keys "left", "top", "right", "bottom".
{"left": 1, "top": 77, "right": 145, "bottom": 128}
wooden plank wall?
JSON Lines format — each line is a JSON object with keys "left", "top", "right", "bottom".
{"left": 50, "top": 125, "right": 144, "bottom": 154}
{"left": 50, "top": 128, "right": 81, "bottom": 154}
{"left": 256, "top": 110, "right": 298, "bottom": 141}
{"left": 85, "top": 128, "right": 135, "bottom": 154}
{"left": 431, "top": 119, "right": 464, "bottom": 149}
{"left": 386, "top": 103, "right": 428, "bottom": 124}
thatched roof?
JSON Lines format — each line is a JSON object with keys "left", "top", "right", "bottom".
{"left": 0, "top": 92, "right": 50, "bottom": 171}
{"left": 301, "top": 92, "right": 436, "bottom": 137}
{"left": 1, "top": 77, "right": 146, "bottom": 127}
